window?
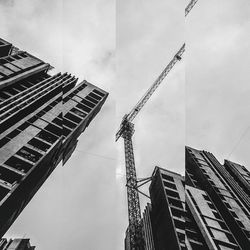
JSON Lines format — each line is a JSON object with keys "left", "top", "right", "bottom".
{"left": 76, "top": 103, "right": 91, "bottom": 113}
{"left": 12, "top": 54, "right": 22, "bottom": 60}
{"left": 64, "top": 118, "right": 77, "bottom": 129}
{"left": 65, "top": 112, "right": 82, "bottom": 124}
{"left": 16, "top": 146, "right": 43, "bottom": 163}
{"left": 190, "top": 242, "right": 206, "bottom": 250}
{"left": 63, "top": 126, "right": 71, "bottom": 137}
{"left": 89, "top": 92, "right": 102, "bottom": 101}
{"left": 28, "top": 138, "right": 51, "bottom": 152}
{"left": 78, "top": 83, "right": 87, "bottom": 91}
{"left": 168, "top": 197, "right": 183, "bottom": 209}
{"left": 165, "top": 188, "right": 180, "bottom": 199}
{"left": 93, "top": 89, "right": 105, "bottom": 97}
{"left": 212, "top": 211, "right": 221, "bottom": 220}
{"left": 0, "top": 185, "right": 9, "bottom": 201}
{"left": 86, "top": 95, "right": 98, "bottom": 104}
{"left": 5, "top": 156, "right": 33, "bottom": 173}
{"left": 36, "top": 130, "right": 58, "bottom": 144}
{"left": 28, "top": 116, "right": 39, "bottom": 124}
{"left": 0, "top": 137, "right": 10, "bottom": 148}
{"left": 45, "top": 124, "right": 62, "bottom": 137}
{"left": 0, "top": 166, "right": 22, "bottom": 185}
{"left": 70, "top": 107, "right": 87, "bottom": 118}
{"left": 174, "top": 219, "right": 185, "bottom": 230}
{"left": 52, "top": 117, "right": 62, "bottom": 127}
{"left": 81, "top": 98, "right": 95, "bottom": 108}
{"left": 6, "top": 57, "right": 15, "bottom": 62}
{"left": 164, "top": 181, "right": 177, "bottom": 190}
{"left": 171, "top": 207, "right": 185, "bottom": 220}
{"left": 203, "top": 194, "right": 211, "bottom": 202}
{"left": 18, "top": 122, "right": 30, "bottom": 131}
{"left": 6, "top": 129, "right": 21, "bottom": 140}
{"left": 162, "top": 174, "right": 174, "bottom": 182}
{"left": 63, "top": 96, "right": 71, "bottom": 103}
{"left": 177, "top": 232, "right": 185, "bottom": 244}
{"left": 206, "top": 202, "right": 216, "bottom": 210}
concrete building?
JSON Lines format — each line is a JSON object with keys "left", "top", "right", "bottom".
{"left": 149, "top": 167, "right": 186, "bottom": 250}
{"left": 0, "top": 238, "right": 35, "bottom": 250}
{"left": 186, "top": 185, "right": 240, "bottom": 249}
{"left": 186, "top": 146, "right": 250, "bottom": 249}
{"left": 0, "top": 38, "right": 108, "bottom": 238}
{"left": 223, "top": 160, "right": 250, "bottom": 211}
{"left": 140, "top": 146, "right": 250, "bottom": 249}
{"left": 148, "top": 167, "right": 210, "bottom": 250}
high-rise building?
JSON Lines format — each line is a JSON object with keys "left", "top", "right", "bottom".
{"left": 186, "top": 146, "right": 250, "bottom": 249}
{"left": 148, "top": 167, "right": 210, "bottom": 250}
{"left": 0, "top": 238, "right": 35, "bottom": 250}
{"left": 149, "top": 167, "right": 185, "bottom": 250}
{"left": 0, "top": 38, "right": 108, "bottom": 238}
{"left": 140, "top": 146, "right": 250, "bottom": 249}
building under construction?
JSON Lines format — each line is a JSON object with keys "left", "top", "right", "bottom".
{"left": 126, "top": 146, "right": 250, "bottom": 249}
{"left": 0, "top": 38, "right": 108, "bottom": 238}
{"left": 0, "top": 238, "right": 35, "bottom": 250}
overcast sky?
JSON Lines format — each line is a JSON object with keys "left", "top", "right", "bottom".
{"left": 0, "top": 0, "right": 250, "bottom": 249}
{"left": 186, "top": 0, "right": 250, "bottom": 168}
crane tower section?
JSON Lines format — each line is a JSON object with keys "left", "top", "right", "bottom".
{"left": 122, "top": 120, "right": 144, "bottom": 249}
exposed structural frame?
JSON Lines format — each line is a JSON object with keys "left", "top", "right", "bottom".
{"left": 116, "top": 1, "right": 199, "bottom": 249}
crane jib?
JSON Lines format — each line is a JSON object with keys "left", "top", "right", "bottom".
{"left": 115, "top": 43, "right": 185, "bottom": 142}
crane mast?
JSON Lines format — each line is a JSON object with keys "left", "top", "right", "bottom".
{"left": 123, "top": 121, "right": 144, "bottom": 249}
{"left": 117, "top": 1, "right": 198, "bottom": 249}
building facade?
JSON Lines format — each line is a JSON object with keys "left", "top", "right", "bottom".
{"left": 148, "top": 167, "right": 210, "bottom": 250}
{"left": 0, "top": 238, "right": 35, "bottom": 250}
{"left": 186, "top": 146, "right": 250, "bottom": 249}
{"left": 139, "top": 147, "right": 250, "bottom": 250}
{"left": 0, "top": 38, "right": 108, "bottom": 238}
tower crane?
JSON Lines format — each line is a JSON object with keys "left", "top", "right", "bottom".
{"left": 116, "top": 1, "right": 198, "bottom": 249}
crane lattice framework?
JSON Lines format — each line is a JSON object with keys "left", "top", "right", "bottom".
{"left": 116, "top": 1, "right": 199, "bottom": 249}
